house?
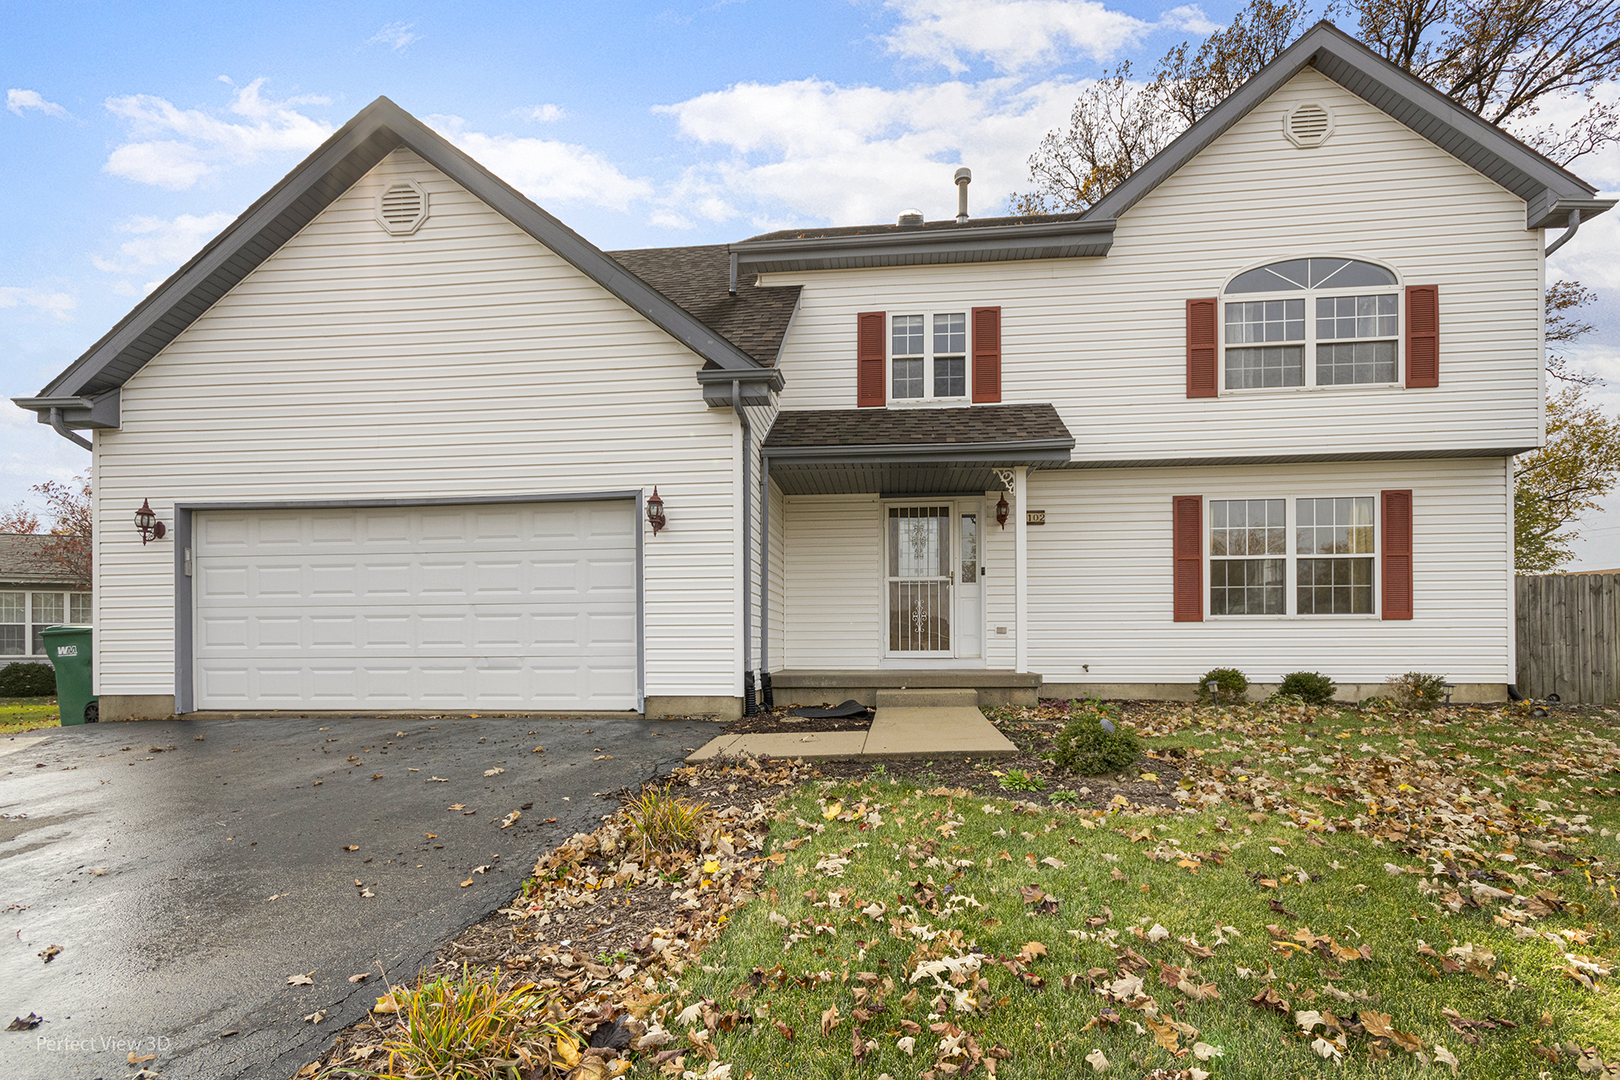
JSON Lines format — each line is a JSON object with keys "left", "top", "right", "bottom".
{"left": 0, "top": 533, "right": 91, "bottom": 663}
{"left": 16, "top": 23, "right": 1611, "bottom": 720}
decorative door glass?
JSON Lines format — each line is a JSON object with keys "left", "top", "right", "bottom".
{"left": 888, "top": 506, "right": 952, "bottom": 652}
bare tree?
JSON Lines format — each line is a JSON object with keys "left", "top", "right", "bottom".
{"left": 32, "top": 477, "right": 91, "bottom": 586}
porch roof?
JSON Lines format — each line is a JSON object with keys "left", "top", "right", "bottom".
{"left": 761, "top": 404, "right": 1074, "bottom": 495}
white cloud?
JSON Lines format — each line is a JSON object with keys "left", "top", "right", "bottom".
{"left": 426, "top": 116, "right": 653, "bottom": 211}
{"left": 92, "top": 211, "right": 236, "bottom": 276}
{"left": 881, "top": 0, "right": 1210, "bottom": 74}
{"left": 0, "top": 286, "right": 75, "bottom": 320}
{"left": 6, "top": 88, "right": 70, "bottom": 119}
{"left": 102, "top": 80, "right": 334, "bottom": 189}
{"left": 654, "top": 75, "right": 1082, "bottom": 227}
{"left": 370, "top": 21, "right": 423, "bottom": 52}
{"left": 516, "top": 103, "right": 566, "bottom": 123}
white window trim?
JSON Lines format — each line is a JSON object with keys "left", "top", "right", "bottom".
{"left": 1202, "top": 494, "right": 1381, "bottom": 620}
{"left": 1218, "top": 257, "right": 1404, "bottom": 395}
{"left": 886, "top": 309, "right": 972, "bottom": 407}
{"left": 0, "top": 588, "right": 92, "bottom": 658}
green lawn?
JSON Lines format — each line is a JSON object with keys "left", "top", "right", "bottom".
{"left": 0, "top": 696, "right": 60, "bottom": 734}
{"left": 663, "top": 703, "right": 1620, "bottom": 1079}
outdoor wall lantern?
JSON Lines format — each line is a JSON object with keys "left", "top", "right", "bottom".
{"left": 134, "top": 499, "right": 166, "bottom": 544}
{"left": 646, "top": 487, "right": 667, "bottom": 535}
{"left": 995, "top": 492, "right": 1009, "bottom": 530}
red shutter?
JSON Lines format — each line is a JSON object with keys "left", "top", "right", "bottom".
{"left": 972, "top": 306, "right": 1002, "bottom": 403}
{"left": 1381, "top": 489, "right": 1413, "bottom": 620}
{"left": 857, "top": 311, "right": 886, "bottom": 407}
{"left": 1405, "top": 285, "right": 1439, "bottom": 388}
{"left": 1173, "top": 495, "right": 1203, "bottom": 622}
{"left": 1186, "top": 298, "right": 1218, "bottom": 398}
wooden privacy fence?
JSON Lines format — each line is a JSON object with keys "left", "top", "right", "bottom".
{"left": 1516, "top": 572, "right": 1620, "bottom": 703}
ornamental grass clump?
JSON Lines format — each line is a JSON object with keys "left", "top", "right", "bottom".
{"left": 374, "top": 970, "right": 578, "bottom": 1080}
{"left": 625, "top": 786, "right": 707, "bottom": 857}
{"left": 1049, "top": 701, "right": 1140, "bottom": 775}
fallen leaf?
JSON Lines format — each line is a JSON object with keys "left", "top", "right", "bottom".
{"left": 128, "top": 1052, "right": 156, "bottom": 1064}
{"left": 1019, "top": 941, "right": 1048, "bottom": 963}
{"left": 348, "top": 973, "right": 370, "bottom": 983}
{"left": 1085, "top": 1047, "right": 1109, "bottom": 1072}
{"left": 484, "top": 768, "right": 505, "bottom": 777}
{"left": 287, "top": 973, "right": 314, "bottom": 986}
{"left": 6, "top": 1014, "right": 43, "bottom": 1031}
{"left": 38, "top": 945, "right": 61, "bottom": 964}
{"left": 821, "top": 1004, "right": 840, "bottom": 1036}
{"left": 303, "top": 1010, "right": 325, "bottom": 1023}
{"left": 500, "top": 810, "right": 522, "bottom": 829}
{"left": 343, "top": 845, "right": 359, "bottom": 851}
{"left": 373, "top": 992, "right": 402, "bottom": 1014}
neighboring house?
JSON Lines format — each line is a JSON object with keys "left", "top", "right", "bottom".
{"left": 16, "top": 23, "right": 1612, "bottom": 720}
{"left": 0, "top": 533, "right": 92, "bottom": 662}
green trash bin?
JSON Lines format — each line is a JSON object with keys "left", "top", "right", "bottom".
{"left": 42, "top": 625, "right": 97, "bottom": 726}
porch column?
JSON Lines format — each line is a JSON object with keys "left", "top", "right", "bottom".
{"left": 1014, "top": 465, "right": 1028, "bottom": 673}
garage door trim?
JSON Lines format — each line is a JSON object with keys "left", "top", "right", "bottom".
{"left": 174, "top": 490, "right": 645, "bottom": 714}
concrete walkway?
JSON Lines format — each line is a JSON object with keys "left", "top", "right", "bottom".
{"left": 686, "top": 689, "right": 1017, "bottom": 762}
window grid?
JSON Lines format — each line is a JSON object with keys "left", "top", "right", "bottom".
{"left": 890, "top": 311, "right": 969, "bottom": 402}
{"left": 1207, "top": 497, "right": 1377, "bottom": 617}
{"left": 1221, "top": 259, "right": 1401, "bottom": 391}
{"left": 0, "top": 590, "right": 92, "bottom": 657}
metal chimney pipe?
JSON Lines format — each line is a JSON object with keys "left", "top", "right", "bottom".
{"left": 955, "top": 167, "right": 972, "bottom": 224}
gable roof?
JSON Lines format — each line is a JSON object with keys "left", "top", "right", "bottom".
{"left": 21, "top": 96, "right": 770, "bottom": 424}
{"left": 1087, "top": 20, "right": 1611, "bottom": 230}
{"left": 0, "top": 533, "right": 85, "bottom": 586}
{"left": 608, "top": 245, "right": 800, "bottom": 367}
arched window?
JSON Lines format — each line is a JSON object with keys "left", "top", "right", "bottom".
{"left": 1222, "top": 258, "right": 1400, "bottom": 390}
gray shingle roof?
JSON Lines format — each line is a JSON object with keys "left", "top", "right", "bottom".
{"left": 607, "top": 245, "right": 800, "bottom": 366}
{"left": 0, "top": 533, "right": 85, "bottom": 586}
{"left": 763, "top": 404, "right": 1073, "bottom": 449}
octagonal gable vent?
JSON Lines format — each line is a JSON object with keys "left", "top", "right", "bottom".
{"left": 376, "top": 179, "right": 429, "bottom": 235}
{"left": 1284, "top": 102, "right": 1334, "bottom": 148}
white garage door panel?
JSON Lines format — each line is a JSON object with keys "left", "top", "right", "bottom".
{"left": 194, "top": 501, "right": 637, "bottom": 710}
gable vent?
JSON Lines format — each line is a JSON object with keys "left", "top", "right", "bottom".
{"left": 375, "top": 179, "right": 428, "bottom": 235}
{"left": 1284, "top": 102, "right": 1333, "bottom": 148}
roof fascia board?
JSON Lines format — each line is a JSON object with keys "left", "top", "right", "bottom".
{"left": 32, "top": 96, "right": 764, "bottom": 410}
{"left": 733, "top": 219, "right": 1115, "bottom": 272}
{"left": 764, "top": 439, "right": 1076, "bottom": 466}
{"left": 1085, "top": 21, "right": 1602, "bottom": 227}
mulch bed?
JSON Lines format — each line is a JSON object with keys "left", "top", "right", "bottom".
{"left": 721, "top": 702, "right": 872, "bottom": 735}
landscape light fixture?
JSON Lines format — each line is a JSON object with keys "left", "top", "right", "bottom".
{"left": 646, "top": 487, "right": 666, "bottom": 535}
{"left": 996, "top": 492, "right": 1009, "bottom": 529}
{"left": 1206, "top": 680, "right": 1219, "bottom": 706}
{"left": 134, "top": 499, "right": 166, "bottom": 544}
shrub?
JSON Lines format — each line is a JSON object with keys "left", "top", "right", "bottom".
{"left": 1277, "top": 671, "right": 1337, "bottom": 706}
{"left": 625, "top": 787, "right": 707, "bottom": 857}
{"left": 1049, "top": 703, "right": 1140, "bottom": 775}
{"left": 1386, "top": 672, "right": 1448, "bottom": 709}
{"left": 0, "top": 662, "right": 55, "bottom": 698}
{"left": 1197, "top": 667, "right": 1248, "bottom": 705}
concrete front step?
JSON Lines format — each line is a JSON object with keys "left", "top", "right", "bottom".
{"left": 874, "top": 688, "right": 979, "bottom": 709}
{"left": 686, "top": 695, "right": 1016, "bottom": 763}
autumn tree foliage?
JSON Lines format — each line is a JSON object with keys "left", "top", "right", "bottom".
{"left": 0, "top": 476, "right": 91, "bottom": 586}
{"left": 1014, "top": 1, "right": 1620, "bottom": 571}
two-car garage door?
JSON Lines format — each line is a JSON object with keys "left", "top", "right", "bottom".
{"left": 193, "top": 500, "right": 637, "bottom": 711}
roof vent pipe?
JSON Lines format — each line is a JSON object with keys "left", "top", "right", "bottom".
{"left": 897, "top": 208, "right": 924, "bottom": 226}
{"left": 955, "top": 167, "right": 971, "bottom": 224}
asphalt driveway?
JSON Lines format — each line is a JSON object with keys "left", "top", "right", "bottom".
{"left": 0, "top": 713, "right": 714, "bottom": 1080}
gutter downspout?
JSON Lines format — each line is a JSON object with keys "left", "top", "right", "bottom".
{"left": 49, "top": 408, "right": 92, "bottom": 451}
{"left": 759, "top": 451, "right": 772, "bottom": 709}
{"left": 1544, "top": 208, "right": 1581, "bottom": 258}
{"left": 734, "top": 380, "right": 756, "bottom": 715}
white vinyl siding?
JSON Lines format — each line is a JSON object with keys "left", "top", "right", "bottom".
{"left": 781, "top": 495, "right": 882, "bottom": 669}
{"left": 93, "top": 148, "right": 740, "bottom": 702}
{"left": 1023, "top": 457, "right": 1512, "bottom": 684}
{"left": 764, "top": 68, "right": 1541, "bottom": 461}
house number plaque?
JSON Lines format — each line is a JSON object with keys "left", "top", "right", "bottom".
{"left": 1026, "top": 510, "right": 1046, "bottom": 526}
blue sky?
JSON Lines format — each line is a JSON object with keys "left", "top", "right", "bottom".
{"left": 3, "top": 0, "right": 1617, "bottom": 562}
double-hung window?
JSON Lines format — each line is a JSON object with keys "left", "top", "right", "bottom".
{"left": 0, "top": 590, "right": 92, "bottom": 657}
{"left": 1222, "top": 259, "right": 1399, "bottom": 390}
{"left": 1209, "top": 496, "right": 1376, "bottom": 616}
{"left": 891, "top": 312, "right": 968, "bottom": 402}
